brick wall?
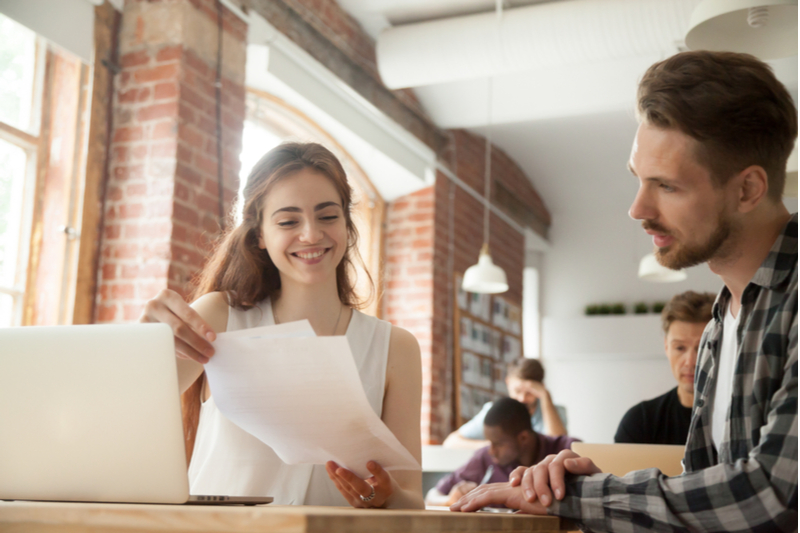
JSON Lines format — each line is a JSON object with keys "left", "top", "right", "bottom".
{"left": 97, "top": 0, "right": 246, "bottom": 323}
{"left": 383, "top": 131, "right": 546, "bottom": 444}
{"left": 382, "top": 188, "right": 436, "bottom": 439}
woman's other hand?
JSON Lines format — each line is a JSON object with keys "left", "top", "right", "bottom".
{"left": 326, "top": 460, "right": 395, "bottom": 508}
{"left": 140, "top": 289, "right": 217, "bottom": 364}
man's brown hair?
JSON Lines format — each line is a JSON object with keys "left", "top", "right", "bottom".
{"left": 507, "top": 358, "right": 545, "bottom": 383}
{"left": 661, "top": 290, "right": 716, "bottom": 334}
{"left": 638, "top": 51, "right": 797, "bottom": 201}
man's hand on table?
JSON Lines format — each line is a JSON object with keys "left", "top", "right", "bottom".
{"left": 450, "top": 450, "right": 602, "bottom": 514}
{"left": 449, "top": 481, "right": 547, "bottom": 514}
{"left": 445, "top": 481, "right": 478, "bottom": 506}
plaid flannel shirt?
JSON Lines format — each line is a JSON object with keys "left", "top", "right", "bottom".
{"left": 552, "top": 214, "right": 798, "bottom": 533}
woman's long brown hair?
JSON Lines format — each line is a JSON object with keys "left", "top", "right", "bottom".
{"left": 181, "top": 142, "right": 372, "bottom": 463}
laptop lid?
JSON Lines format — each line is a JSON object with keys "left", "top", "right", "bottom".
{"left": 570, "top": 442, "right": 685, "bottom": 477}
{"left": 0, "top": 324, "right": 190, "bottom": 504}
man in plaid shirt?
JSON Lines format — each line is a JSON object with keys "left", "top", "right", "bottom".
{"left": 450, "top": 51, "right": 797, "bottom": 532}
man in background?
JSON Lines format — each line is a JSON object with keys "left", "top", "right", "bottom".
{"left": 444, "top": 359, "right": 567, "bottom": 449}
{"left": 426, "top": 398, "right": 578, "bottom": 506}
{"left": 615, "top": 290, "right": 715, "bottom": 445}
{"left": 451, "top": 50, "right": 797, "bottom": 532}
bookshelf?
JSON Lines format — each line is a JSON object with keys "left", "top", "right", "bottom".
{"left": 453, "top": 273, "right": 523, "bottom": 427}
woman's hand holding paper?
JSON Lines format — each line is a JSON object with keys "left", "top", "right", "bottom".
{"left": 326, "top": 460, "right": 394, "bottom": 508}
{"left": 140, "top": 289, "right": 217, "bottom": 364}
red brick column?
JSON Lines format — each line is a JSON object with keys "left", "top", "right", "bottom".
{"left": 383, "top": 188, "right": 436, "bottom": 442}
{"left": 384, "top": 131, "right": 547, "bottom": 444}
{"left": 97, "top": 0, "right": 246, "bottom": 323}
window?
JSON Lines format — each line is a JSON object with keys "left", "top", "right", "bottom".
{"left": 523, "top": 263, "right": 541, "bottom": 358}
{"left": 0, "top": 14, "right": 41, "bottom": 327}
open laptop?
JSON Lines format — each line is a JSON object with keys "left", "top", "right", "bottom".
{"left": 0, "top": 323, "right": 272, "bottom": 505}
{"left": 571, "top": 442, "right": 685, "bottom": 477}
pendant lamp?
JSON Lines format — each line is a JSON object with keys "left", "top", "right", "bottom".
{"left": 462, "top": 78, "right": 509, "bottom": 295}
{"left": 638, "top": 253, "right": 687, "bottom": 283}
{"left": 685, "top": 0, "right": 798, "bottom": 60}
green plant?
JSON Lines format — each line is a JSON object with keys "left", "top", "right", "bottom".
{"left": 611, "top": 303, "right": 626, "bottom": 315}
{"left": 598, "top": 304, "right": 612, "bottom": 315}
{"left": 634, "top": 302, "right": 649, "bottom": 314}
{"left": 652, "top": 302, "right": 666, "bottom": 313}
{"left": 585, "top": 304, "right": 599, "bottom": 315}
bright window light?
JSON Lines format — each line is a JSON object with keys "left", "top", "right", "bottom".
{"left": 236, "top": 120, "right": 282, "bottom": 224}
{"left": 0, "top": 14, "right": 37, "bottom": 132}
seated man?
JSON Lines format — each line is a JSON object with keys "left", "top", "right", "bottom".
{"left": 444, "top": 359, "right": 567, "bottom": 449}
{"left": 450, "top": 50, "right": 797, "bottom": 531}
{"left": 426, "top": 397, "right": 578, "bottom": 506}
{"left": 615, "top": 290, "right": 715, "bottom": 445}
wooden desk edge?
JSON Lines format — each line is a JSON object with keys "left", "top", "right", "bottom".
{"left": 0, "top": 501, "right": 573, "bottom": 532}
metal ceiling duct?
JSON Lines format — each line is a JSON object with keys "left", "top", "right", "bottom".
{"left": 376, "top": 0, "right": 700, "bottom": 89}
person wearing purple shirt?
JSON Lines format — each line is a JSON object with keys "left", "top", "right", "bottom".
{"left": 427, "top": 398, "right": 579, "bottom": 507}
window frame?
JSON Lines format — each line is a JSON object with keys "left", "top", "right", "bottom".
{"left": 0, "top": 35, "right": 45, "bottom": 327}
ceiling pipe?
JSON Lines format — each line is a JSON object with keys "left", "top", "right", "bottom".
{"left": 376, "top": 0, "right": 700, "bottom": 90}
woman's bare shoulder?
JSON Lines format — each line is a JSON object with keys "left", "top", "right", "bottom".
{"left": 191, "top": 291, "right": 229, "bottom": 334}
{"left": 387, "top": 325, "right": 421, "bottom": 370}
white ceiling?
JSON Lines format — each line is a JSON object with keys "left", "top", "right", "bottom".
{"left": 337, "top": 0, "right": 556, "bottom": 34}
{"left": 336, "top": 0, "right": 799, "bottom": 247}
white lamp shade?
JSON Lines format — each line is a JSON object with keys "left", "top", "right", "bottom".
{"left": 685, "top": 0, "right": 798, "bottom": 60}
{"left": 463, "top": 249, "right": 509, "bottom": 294}
{"left": 638, "top": 253, "right": 688, "bottom": 283}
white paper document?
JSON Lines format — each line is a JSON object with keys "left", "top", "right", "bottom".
{"left": 204, "top": 321, "right": 420, "bottom": 478}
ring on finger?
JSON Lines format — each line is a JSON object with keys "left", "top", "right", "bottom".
{"left": 359, "top": 484, "right": 376, "bottom": 503}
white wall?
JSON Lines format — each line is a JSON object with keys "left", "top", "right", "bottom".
{"left": 541, "top": 315, "right": 676, "bottom": 443}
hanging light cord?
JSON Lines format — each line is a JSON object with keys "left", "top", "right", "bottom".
{"left": 482, "top": 2, "right": 502, "bottom": 250}
{"left": 482, "top": 78, "right": 493, "bottom": 249}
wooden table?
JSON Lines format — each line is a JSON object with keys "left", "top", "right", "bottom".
{"left": 0, "top": 501, "right": 573, "bottom": 532}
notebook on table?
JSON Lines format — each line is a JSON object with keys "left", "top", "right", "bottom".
{"left": 570, "top": 442, "right": 685, "bottom": 477}
{"left": 0, "top": 323, "right": 272, "bottom": 506}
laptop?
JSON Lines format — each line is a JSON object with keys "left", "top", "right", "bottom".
{"left": 570, "top": 442, "right": 685, "bottom": 477}
{"left": 0, "top": 323, "right": 272, "bottom": 505}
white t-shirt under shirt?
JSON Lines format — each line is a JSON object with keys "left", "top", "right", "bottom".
{"left": 711, "top": 302, "right": 741, "bottom": 451}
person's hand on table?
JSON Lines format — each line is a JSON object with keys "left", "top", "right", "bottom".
{"left": 446, "top": 480, "right": 478, "bottom": 506}
{"left": 510, "top": 450, "right": 602, "bottom": 507}
{"left": 326, "top": 460, "right": 395, "bottom": 508}
{"left": 449, "top": 481, "right": 548, "bottom": 514}
{"left": 140, "top": 289, "right": 216, "bottom": 364}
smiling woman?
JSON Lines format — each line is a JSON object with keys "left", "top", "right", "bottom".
{"left": 139, "top": 142, "right": 424, "bottom": 510}
{"left": 242, "top": 90, "right": 385, "bottom": 317}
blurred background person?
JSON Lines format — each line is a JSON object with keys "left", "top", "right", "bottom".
{"left": 444, "top": 359, "right": 568, "bottom": 449}
{"left": 615, "top": 291, "right": 715, "bottom": 445}
{"left": 426, "top": 398, "right": 578, "bottom": 506}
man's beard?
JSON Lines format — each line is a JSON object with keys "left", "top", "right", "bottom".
{"left": 645, "top": 211, "right": 733, "bottom": 270}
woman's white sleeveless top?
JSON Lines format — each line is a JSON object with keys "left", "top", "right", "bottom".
{"left": 187, "top": 299, "right": 392, "bottom": 505}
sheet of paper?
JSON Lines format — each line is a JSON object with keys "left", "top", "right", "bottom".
{"left": 204, "top": 323, "right": 420, "bottom": 478}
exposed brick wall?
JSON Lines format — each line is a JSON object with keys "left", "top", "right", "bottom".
{"left": 384, "top": 147, "right": 541, "bottom": 443}
{"left": 382, "top": 188, "right": 436, "bottom": 440}
{"left": 97, "top": 0, "right": 246, "bottom": 323}
{"left": 277, "top": 0, "right": 427, "bottom": 118}
{"left": 248, "top": 0, "right": 445, "bottom": 153}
